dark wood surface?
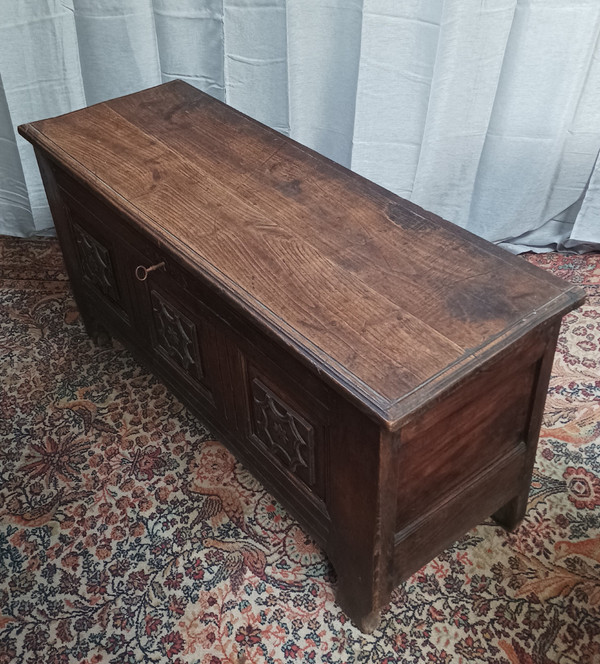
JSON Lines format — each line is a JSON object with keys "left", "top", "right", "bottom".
{"left": 18, "top": 80, "right": 584, "bottom": 429}
{"left": 19, "top": 81, "right": 585, "bottom": 632}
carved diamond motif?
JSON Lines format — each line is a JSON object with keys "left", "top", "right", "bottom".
{"left": 251, "top": 378, "right": 316, "bottom": 487}
{"left": 73, "top": 224, "right": 119, "bottom": 301}
{"left": 151, "top": 290, "right": 203, "bottom": 381}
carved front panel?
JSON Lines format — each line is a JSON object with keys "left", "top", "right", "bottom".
{"left": 72, "top": 223, "right": 119, "bottom": 302}
{"left": 151, "top": 290, "right": 204, "bottom": 383}
{"left": 251, "top": 378, "right": 316, "bottom": 488}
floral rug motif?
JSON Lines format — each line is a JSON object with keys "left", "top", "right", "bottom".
{"left": 1, "top": 237, "right": 599, "bottom": 664}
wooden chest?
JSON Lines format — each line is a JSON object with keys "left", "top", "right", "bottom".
{"left": 19, "top": 81, "right": 585, "bottom": 632}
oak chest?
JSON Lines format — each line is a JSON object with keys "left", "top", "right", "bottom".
{"left": 19, "top": 81, "right": 585, "bottom": 631}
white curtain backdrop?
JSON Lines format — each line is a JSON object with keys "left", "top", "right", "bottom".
{"left": 1, "top": 0, "right": 599, "bottom": 252}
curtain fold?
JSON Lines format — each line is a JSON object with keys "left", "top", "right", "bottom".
{"left": 0, "top": 72, "right": 34, "bottom": 236}
{"left": 1, "top": 0, "right": 599, "bottom": 252}
{"left": 410, "top": 0, "right": 517, "bottom": 227}
{"left": 467, "top": 0, "right": 600, "bottom": 248}
{"left": 153, "top": 0, "right": 225, "bottom": 100}
{"left": 0, "top": 0, "right": 86, "bottom": 232}
{"left": 73, "top": 0, "right": 162, "bottom": 106}
{"left": 351, "top": 1, "right": 442, "bottom": 198}
{"left": 288, "top": 0, "right": 363, "bottom": 166}
{"left": 570, "top": 155, "right": 600, "bottom": 249}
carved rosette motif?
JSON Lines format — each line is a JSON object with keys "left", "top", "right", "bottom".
{"left": 151, "top": 290, "right": 203, "bottom": 381}
{"left": 72, "top": 224, "right": 119, "bottom": 301}
{"left": 251, "top": 378, "right": 316, "bottom": 487}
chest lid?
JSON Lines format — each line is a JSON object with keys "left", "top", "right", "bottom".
{"left": 19, "top": 80, "right": 585, "bottom": 429}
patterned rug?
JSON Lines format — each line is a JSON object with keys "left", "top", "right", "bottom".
{"left": 1, "top": 237, "right": 599, "bottom": 664}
